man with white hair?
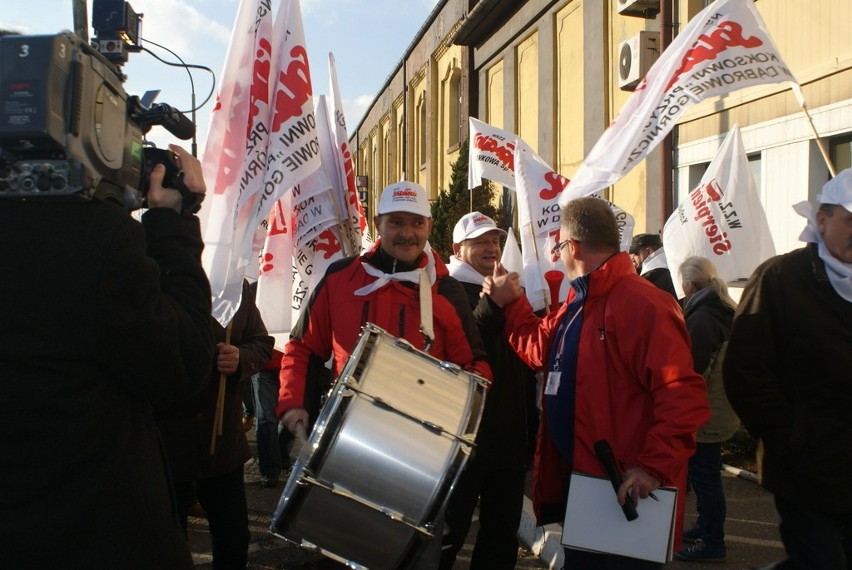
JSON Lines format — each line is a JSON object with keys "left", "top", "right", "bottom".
{"left": 724, "top": 168, "right": 852, "bottom": 568}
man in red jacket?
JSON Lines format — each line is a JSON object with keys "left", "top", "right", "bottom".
{"left": 485, "top": 197, "right": 709, "bottom": 569}
{"left": 277, "top": 180, "right": 492, "bottom": 568}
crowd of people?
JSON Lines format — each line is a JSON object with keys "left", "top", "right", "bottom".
{"left": 3, "top": 136, "right": 850, "bottom": 568}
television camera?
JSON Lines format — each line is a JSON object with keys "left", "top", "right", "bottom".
{"left": 0, "top": 12, "right": 201, "bottom": 213}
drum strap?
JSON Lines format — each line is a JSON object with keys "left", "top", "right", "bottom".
{"left": 419, "top": 269, "right": 435, "bottom": 350}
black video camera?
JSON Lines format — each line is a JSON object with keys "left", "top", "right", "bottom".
{"left": 0, "top": 32, "right": 202, "bottom": 213}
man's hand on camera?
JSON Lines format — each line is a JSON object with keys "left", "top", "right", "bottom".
{"left": 145, "top": 144, "right": 206, "bottom": 213}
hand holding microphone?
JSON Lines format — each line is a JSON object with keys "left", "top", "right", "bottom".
{"left": 594, "top": 439, "right": 638, "bottom": 522}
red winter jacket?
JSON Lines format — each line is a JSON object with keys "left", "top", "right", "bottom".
{"left": 502, "top": 252, "right": 709, "bottom": 546}
{"left": 277, "top": 243, "right": 492, "bottom": 416}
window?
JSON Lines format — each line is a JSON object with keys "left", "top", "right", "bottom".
{"left": 418, "top": 94, "right": 427, "bottom": 169}
{"left": 448, "top": 69, "right": 461, "bottom": 149}
{"left": 830, "top": 134, "right": 852, "bottom": 172}
{"left": 747, "top": 152, "right": 762, "bottom": 194}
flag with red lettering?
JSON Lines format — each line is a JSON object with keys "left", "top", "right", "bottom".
{"left": 246, "top": 0, "right": 321, "bottom": 261}
{"left": 513, "top": 141, "right": 569, "bottom": 311}
{"left": 255, "top": 194, "right": 295, "bottom": 348}
{"left": 200, "top": 0, "right": 274, "bottom": 326}
{"left": 663, "top": 124, "right": 775, "bottom": 297}
{"left": 328, "top": 53, "right": 368, "bottom": 247}
{"left": 468, "top": 117, "right": 516, "bottom": 189}
{"left": 561, "top": 0, "right": 798, "bottom": 205}
{"left": 315, "top": 94, "right": 358, "bottom": 257}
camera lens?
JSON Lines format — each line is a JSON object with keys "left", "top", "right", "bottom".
{"left": 36, "top": 175, "right": 51, "bottom": 191}
{"left": 52, "top": 175, "right": 68, "bottom": 191}
{"left": 19, "top": 176, "right": 36, "bottom": 191}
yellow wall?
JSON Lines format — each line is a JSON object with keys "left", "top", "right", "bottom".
{"left": 555, "top": 2, "right": 584, "bottom": 175}
{"left": 517, "top": 32, "right": 540, "bottom": 155}
{"left": 436, "top": 46, "right": 464, "bottom": 191}
{"left": 486, "top": 60, "right": 505, "bottom": 128}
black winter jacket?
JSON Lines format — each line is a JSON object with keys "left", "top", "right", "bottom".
{"left": 724, "top": 244, "right": 852, "bottom": 514}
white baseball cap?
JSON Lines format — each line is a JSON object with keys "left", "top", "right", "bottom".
{"left": 452, "top": 211, "right": 507, "bottom": 244}
{"left": 376, "top": 181, "right": 431, "bottom": 217}
{"left": 818, "top": 168, "right": 852, "bottom": 211}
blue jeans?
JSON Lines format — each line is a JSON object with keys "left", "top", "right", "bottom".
{"left": 249, "top": 370, "right": 284, "bottom": 478}
{"left": 687, "top": 441, "right": 726, "bottom": 549}
{"left": 759, "top": 494, "right": 852, "bottom": 569}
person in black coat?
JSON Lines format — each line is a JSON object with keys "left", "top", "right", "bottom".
{"left": 0, "top": 145, "right": 214, "bottom": 568}
{"left": 629, "top": 232, "right": 678, "bottom": 301}
{"left": 674, "top": 256, "right": 739, "bottom": 562}
{"left": 724, "top": 173, "right": 852, "bottom": 569}
{"left": 156, "top": 279, "right": 273, "bottom": 568}
{"left": 440, "top": 212, "right": 538, "bottom": 570}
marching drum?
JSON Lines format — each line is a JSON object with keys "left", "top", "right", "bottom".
{"left": 270, "top": 322, "right": 488, "bottom": 569}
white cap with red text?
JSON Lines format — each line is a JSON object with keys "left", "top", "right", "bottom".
{"left": 377, "top": 181, "right": 432, "bottom": 218}
{"left": 452, "top": 211, "right": 507, "bottom": 244}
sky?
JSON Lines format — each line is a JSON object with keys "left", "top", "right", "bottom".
{"left": 2, "top": 0, "right": 439, "bottom": 153}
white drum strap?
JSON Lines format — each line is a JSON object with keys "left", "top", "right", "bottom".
{"left": 419, "top": 269, "right": 435, "bottom": 350}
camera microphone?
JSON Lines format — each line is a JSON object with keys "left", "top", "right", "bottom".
{"left": 147, "top": 103, "right": 195, "bottom": 140}
{"left": 594, "top": 439, "right": 639, "bottom": 522}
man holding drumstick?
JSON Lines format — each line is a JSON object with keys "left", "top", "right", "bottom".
{"left": 276, "top": 180, "right": 492, "bottom": 568}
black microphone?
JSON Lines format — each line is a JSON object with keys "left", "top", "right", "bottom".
{"left": 148, "top": 103, "right": 196, "bottom": 140}
{"left": 594, "top": 439, "right": 638, "bottom": 521}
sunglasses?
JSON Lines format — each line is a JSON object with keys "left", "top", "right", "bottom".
{"left": 551, "top": 238, "right": 580, "bottom": 256}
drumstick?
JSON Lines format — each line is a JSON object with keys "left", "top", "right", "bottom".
{"left": 289, "top": 421, "right": 307, "bottom": 462}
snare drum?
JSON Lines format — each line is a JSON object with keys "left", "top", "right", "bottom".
{"left": 270, "top": 322, "right": 488, "bottom": 569}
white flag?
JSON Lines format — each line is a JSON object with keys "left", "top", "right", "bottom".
{"left": 663, "top": 124, "right": 775, "bottom": 298}
{"left": 200, "top": 0, "right": 273, "bottom": 326}
{"left": 328, "top": 53, "right": 368, "bottom": 246}
{"left": 249, "top": 0, "right": 322, "bottom": 254}
{"left": 315, "top": 95, "right": 357, "bottom": 256}
{"left": 514, "top": 141, "right": 569, "bottom": 310}
{"left": 468, "top": 117, "right": 517, "bottom": 189}
{"left": 500, "top": 227, "right": 525, "bottom": 288}
{"left": 255, "top": 193, "right": 295, "bottom": 349}
{"left": 561, "top": 0, "right": 798, "bottom": 205}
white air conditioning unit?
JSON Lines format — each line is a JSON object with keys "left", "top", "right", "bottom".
{"left": 617, "top": 31, "right": 659, "bottom": 91}
{"left": 617, "top": 0, "right": 660, "bottom": 18}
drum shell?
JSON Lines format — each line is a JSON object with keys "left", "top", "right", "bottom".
{"left": 270, "top": 323, "right": 487, "bottom": 569}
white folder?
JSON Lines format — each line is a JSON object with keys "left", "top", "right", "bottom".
{"left": 561, "top": 472, "right": 677, "bottom": 563}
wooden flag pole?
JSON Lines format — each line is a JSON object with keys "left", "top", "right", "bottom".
{"left": 792, "top": 85, "right": 837, "bottom": 177}
{"left": 209, "top": 321, "right": 233, "bottom": 455}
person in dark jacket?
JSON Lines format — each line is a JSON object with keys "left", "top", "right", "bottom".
{"left": 674, "top": 256, "right": 739, "bottom": 562}
{"left": 0, "top": 145, "right": 213, "bottom": 568}
{"left": 440, "top": 212, "right": 538, "bottom": 570}
{"left": 629, "top": 232, "right": 678, "bottom": 301}
{"left": 724, "top": 170, "right": 852, "bottom": 569}
{"left": 156, "top": 279, "right": 273, "bottom": 568}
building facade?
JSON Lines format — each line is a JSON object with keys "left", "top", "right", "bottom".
{"left": 350, "top": 0, "right": 852, "bottom": 256}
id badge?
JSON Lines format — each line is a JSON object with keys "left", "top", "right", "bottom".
{"left": 545, "top": 370, "right": 561, "bottom": 395}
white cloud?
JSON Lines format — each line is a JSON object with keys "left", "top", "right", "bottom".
{"left": 344, "top": 94, "right": 374, "bottom": 132}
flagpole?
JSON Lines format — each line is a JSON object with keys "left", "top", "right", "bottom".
{"left": 210, "top": 321, "right": 233, "bottom": 455}
{"left": 791, "top": 86, "right": 837, "bottom": 177}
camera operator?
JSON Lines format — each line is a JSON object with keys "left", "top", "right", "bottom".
{"left": 0, "top": 144, "right": 214, "bottom": 568}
